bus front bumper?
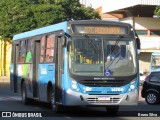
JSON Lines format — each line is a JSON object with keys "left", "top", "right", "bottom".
{"left": 64, "top": 89, "right": 138, "bottom": 106}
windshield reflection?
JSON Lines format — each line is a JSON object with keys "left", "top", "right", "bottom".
{"left": 68, "top": 35, "right": 137, "bottom": 76}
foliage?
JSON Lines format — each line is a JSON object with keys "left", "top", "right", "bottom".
{"left": 0, "top": 0, "right": 100, "bottom": 40}
{"left": 154, "top": 6, "right": 160, "bottom": 16}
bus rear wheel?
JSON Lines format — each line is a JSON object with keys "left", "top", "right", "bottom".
{"left": 49, "top": 90, "right": 61, "bottom": 113}
{"left": 106, "top": 105, "right": 119, "bottom": 114}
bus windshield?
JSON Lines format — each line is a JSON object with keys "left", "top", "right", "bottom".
{"left": 68, "top": 35, "right": 137, "bottom": 76}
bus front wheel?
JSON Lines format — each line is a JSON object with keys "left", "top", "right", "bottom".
{"left": 106, "top": 105, "right": 119, "bottom": 114}
{"left": 49, "top": 90, "right": 61, "bottom": 113}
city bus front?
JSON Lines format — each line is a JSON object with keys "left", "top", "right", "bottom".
{"left": 64, "top": 22, "right": 139, "bottom": 107}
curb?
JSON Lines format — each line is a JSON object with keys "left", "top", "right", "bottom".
{"left": 0, "top": 76, "right": 10, "bottom": 86}
{"left": 0, "top": 83, "right": 10, "bottom": 86}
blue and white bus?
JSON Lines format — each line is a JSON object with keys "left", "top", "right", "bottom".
{"left": 10, "top": 20, "right": 140, "bottom": 113}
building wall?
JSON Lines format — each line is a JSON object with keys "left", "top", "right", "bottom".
{"left": 0, "top": 40, "right": 12, "bottom": 77}
{"left": 80, "top": 0, "right": 160, "bottom": 74}
{"left": 120, "top": 17, "right": 160, "bottom": 29}
{"left": 80, "top": 0, "right": 160, "bottom": 12}
{"left": 101, "top": 0, "right": 160, "bottom": 13}
{"left": 134, "top": 17, "right": 160, "bottom": 29}
{"left": 120, "top": 17, "right": 160, "bottom": 50}
{"left": 120, "top": 17, "right": 160, "bottom": 73}
{"left": 96, "top": 6, "right": 124, "bottom": 20}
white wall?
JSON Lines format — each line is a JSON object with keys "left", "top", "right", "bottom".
{"left": 80, "top": 0, "right": 160, "bottom": 13}
{"left": 140, "top": 37, "right": 160, "bottom": 50}
{"left": 102, "top": 0, "right": 160, "bottom": 13}
{"left": 120, "top": 17, "right": 160, "bottom": 50}
{"left": 102, "top": 0, "right": 138, "bottom": 13}
{"left": 134, "top": 17, "right": 160, "bottom": 30}
{"left": 120, "top": 17, "right": 160, "bottom": 29}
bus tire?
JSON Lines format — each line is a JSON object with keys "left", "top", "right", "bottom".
{"left": 49, "top": 89, "right": 61, "bottom": 113}
{"left": 106, "top": 105, "right": 119, "bottom": 114}
{"left": 21, "top": 82, "right": 30, "bottom": 105}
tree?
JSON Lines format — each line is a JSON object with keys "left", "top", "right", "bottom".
{"left": 56, "top": 0, "right": 100, "bottom": 20}
{"left": 0, "top": 0, "right": 100, "bottom": 40}
{"left": 0, "top": 0, "right": 65, "bottom": 39}
{"left": 154, "top": 6, "right": 160, "bottom": 16}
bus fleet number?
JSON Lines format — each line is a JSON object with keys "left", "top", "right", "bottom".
{"left": 111, "top": 88, "right": 124, "bottom": 92}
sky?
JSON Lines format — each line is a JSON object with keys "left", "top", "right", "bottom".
{"left": 79, "top": 0, "right": 102, "bottom": 9}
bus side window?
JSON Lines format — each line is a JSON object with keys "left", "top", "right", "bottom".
{"left": 40, "top": 36, "right": 46, "bottom": 63}
{"left": 19, "top": 40, "right": 26, "bottom": 63}
{"left": 26, "top": 39, "right": 33, "bottom": 63}
{"left": 45, "top": 34, "right": 55, "bottom": 62}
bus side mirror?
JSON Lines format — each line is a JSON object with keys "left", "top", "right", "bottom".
{"left": 63, "top": 37, "right": 66, "bottom": 47}
{"left": 61, "top": 33, "right": 71, "bottom": 47}
{"left": 134, "top": 31, "right": 141, "bottom": 50}
{"left": 60, "top": 36, "right": 67, "bottom": 47}
{"left": 136, "top": 37, "right": 141, "bottom": 54}
{"left": 67, "top": 41, "right": 71, "bottom": 51}
{"left": 136, "top": 37, "right": 141, "bottom": 50}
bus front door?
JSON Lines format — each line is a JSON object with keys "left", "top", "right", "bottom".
{"left": 12, "top": 44, "right": 19, "bottom": 93}
{"left": 32, "top": 40, "right": 40, "bottom": 99}
{"left": 55, "top": 36, "right": 64, "bottom": 104}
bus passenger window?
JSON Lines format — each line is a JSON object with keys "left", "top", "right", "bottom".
{"left": 19, "top": 41, "right": 26, "bottom": 63}
{"left": 45, "top": 49, "right": 54, "bottom": 62}
{"left": 26, "top": 39, "right": 33, "bottom": 63}
{"left": 40, "top": 36, "right": 45, "bottom": 63}
{"left": 44, "top": 34, "right": 55, "bottom": 62}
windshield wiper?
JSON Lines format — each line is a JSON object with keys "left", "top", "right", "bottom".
{"left": 106, "top": 49, "right": 122, "bottom": 68}
{"left": 82, "top": 34, "right": 99, "bottom": 55}
{"left": 106, "top": 35, "right": 123, "bottom": 69}
{"left": 110, "top": 35, "right": 123, "bottom": 54}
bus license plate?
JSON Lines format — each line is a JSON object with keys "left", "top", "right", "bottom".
{"left": 98, "top": 96, "right": 110, "bottom": 100}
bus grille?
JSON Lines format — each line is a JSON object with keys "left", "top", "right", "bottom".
{"left": 86, "top": 97, "right": 121, "bottom": 104}
{"left": 79, "top": 80, "right": 126, "bottom": 87}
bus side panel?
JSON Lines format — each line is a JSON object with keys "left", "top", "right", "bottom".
{"left": 10, "top": 64, "right": 22, "bottom": 94}
{"left": 38, "top": 64, "right": 55, "bottom": 102}
{"left": 17, "top": 64, "right": 25, "bottom": 96}
{"left": 16, "top": 64, "right": 33, "bottom": 98}
{"left": 23, "top": 64, "right": 34, "bottom": 98}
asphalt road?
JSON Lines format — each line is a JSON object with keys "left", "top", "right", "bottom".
{"left": 0, "top": 84, "right": 160, "bottom": 120}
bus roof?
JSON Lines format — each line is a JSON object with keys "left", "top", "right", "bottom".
{"left": 12, "top": 20, "right": 132, "bottom": 41}
{"left": 67, "top": 20, "right": 132, "bottom": 26}
{"left": 13, "top": 21, "right": 67, "bottom": 41}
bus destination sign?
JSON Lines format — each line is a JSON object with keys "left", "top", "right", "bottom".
{"left": 84, "top": 26, "right": 121, "bottom": 34}
{"left": 71, "top": 25, "right": 127, "bottom": 35}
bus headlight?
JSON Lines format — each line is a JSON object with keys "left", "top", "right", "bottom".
{"left": 70, "top": 80, "right": 80, "bottom": 92}
{"left": 128, "top": 80, "right": 136, "bottom": 92}
{"left": 130, "top": 84, "right": 135, "bottom": 90}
